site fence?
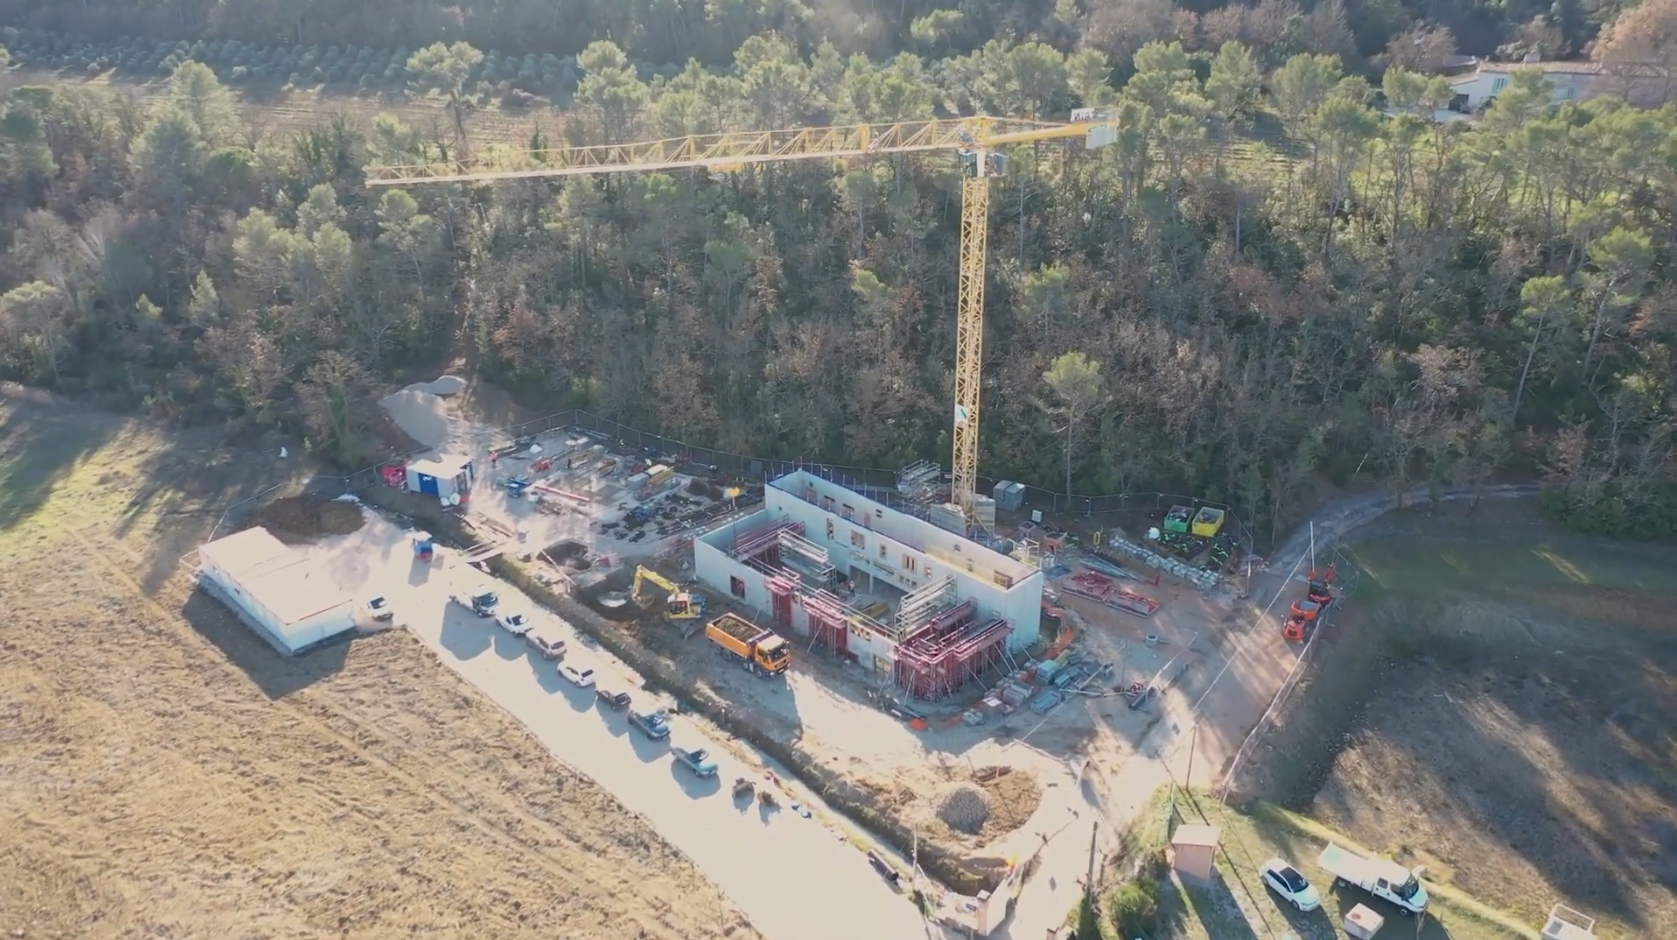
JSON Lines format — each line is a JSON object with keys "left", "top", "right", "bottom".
{"left": 334, "top": 408, "right": 1255, "bottom": 552}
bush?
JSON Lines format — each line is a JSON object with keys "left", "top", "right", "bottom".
{"left": 1110, "top": 878, "right": 1161, "bottom": 937}
{"left": 230, "top": 65, "right": 249, "bottom": 81}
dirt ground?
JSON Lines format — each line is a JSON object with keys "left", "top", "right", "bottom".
{"left": 1238, "top": 502, "right": 1677, "bottom": 939}
{"left": 0, "top": 392, "right": 757, "bottom": 940}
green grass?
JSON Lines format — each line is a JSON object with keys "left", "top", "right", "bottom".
{"left": 1086, "top": 787, "right": 1536, "bottom": 940}
{"left": 1345, "top": 525, "right": 1677, "bottom": 598}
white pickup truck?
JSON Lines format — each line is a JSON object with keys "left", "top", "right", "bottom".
{"left": 1318, "top": 842, "right": 1429, "bottom": 915}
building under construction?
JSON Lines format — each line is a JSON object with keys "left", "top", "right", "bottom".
{"left": 694, "top": 470, "right": 1044, "bottom": 699}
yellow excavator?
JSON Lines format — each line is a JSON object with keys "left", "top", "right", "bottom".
{"left": 633, "top": 566, "right": 706, "bottom": 621}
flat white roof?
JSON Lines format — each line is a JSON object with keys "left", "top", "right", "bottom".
{"left": 200, "top": 526, "right": 352, "bottom": 625}
{"left": 410, "top": 454, "right": 472, "bottom": 475}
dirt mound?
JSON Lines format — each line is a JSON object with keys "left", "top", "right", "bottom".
{"left": 935, "top": 783, "right": 992, "bottom": 834}
{"left": 971, "top": 766, "right": 1042, "bottom": 833}
{"left": 245, "top": 494, "right": 365, "bottom": 543}
{"left": 379, "top": 388, "right": 451, "bottom": 448}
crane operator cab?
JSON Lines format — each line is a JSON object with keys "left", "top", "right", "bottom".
{"left": 959, "top": 149, "right": 1007, "bottom": 180}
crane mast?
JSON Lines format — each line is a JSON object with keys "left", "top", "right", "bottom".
{"left": 369, "top": 114, "right": 1113, "bottom": 526}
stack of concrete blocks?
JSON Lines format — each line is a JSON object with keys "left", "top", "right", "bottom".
{"left": 1105, "top": 535, "right": 1221, "bottom": 591}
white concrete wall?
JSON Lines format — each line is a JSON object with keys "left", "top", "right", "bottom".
{"left": 693, "top": 521, "right": 774, "bottom": 617}
{"left": 763, "top": 476, "right": 1043, "bottom": 652}
{"left": 280, "top": 603, "right": 356, "bottom": 651}
{"left": 199, "top": 559, "right": 355, "bottom": 654}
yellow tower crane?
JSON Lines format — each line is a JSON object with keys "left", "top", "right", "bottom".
{"left": 367, "top": 114, "right": 1116, "bottom": 524}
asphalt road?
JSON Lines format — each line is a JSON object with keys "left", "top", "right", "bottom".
{"left": 394, "top": 561, "right": 934, "bottom": 940}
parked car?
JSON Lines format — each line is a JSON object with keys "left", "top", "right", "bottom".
{"left": 366, "top": 596, "right": 395, "bottom": 622}
{"left": 1259, "top": 857, "right": 1322, "bottom": 912}
{"left": 627, "top": 708, "right": 670, "bottom": 740}
{"left": 560, "top": 664, "right": 596, "bottom": 688}
{"left": 671, "top": 746, "right": 718, "bottom": 777}
{"left": 528, "top": 628, "right": 568, "bottom": 660}
{"left": 595, "top": 688, "right": 631, "bottom": 710}
{"left": 496, "top": 612, "right": 534, "bottom": 637}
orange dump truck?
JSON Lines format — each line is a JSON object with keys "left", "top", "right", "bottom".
{"left": 705, "top": 613, "right": 791, "bottom": 677}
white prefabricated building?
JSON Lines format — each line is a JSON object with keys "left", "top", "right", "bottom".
{"left": 694, "top": 470, "right": 1044, "bottom": 672}
{"left": 197, "top": 526, "right": 356, "bottom": 655}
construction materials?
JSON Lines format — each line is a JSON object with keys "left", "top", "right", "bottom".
{"left": 893, "top": 600, "right": 1012, "bottom": 700}
{"left": 705, "top": 613, "right": 792, "bottom": 676}
{"left": 934, "top": 782, "right": 992, "bottom": 834}
{"left": 1103, "top": 533, "right": 1221, "bottom": 591}
{"left": 633, "top": 566, "right": 706, "bottom": 621}
{"left": 1061, "top": 571, "right": 1160, "bottom": 617}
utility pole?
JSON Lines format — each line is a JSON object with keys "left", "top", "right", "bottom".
{"left": 1084, "top": 819, "right": 1100, "bottom": 911}
{"left": 1183, "top": 723, "right": 1199, "bottom": 797}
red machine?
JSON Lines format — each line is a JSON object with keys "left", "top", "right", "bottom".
{"left": 1282, "top": 568, "right": 1335, "bottom": 642}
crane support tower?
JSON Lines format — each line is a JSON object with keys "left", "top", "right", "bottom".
{"left": 368, "top": 113, "right": 1116, "bottom": 522}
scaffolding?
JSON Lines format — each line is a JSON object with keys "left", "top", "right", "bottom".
{"left": 731, "top": 519, "right": 803, "bottom": 561}
{"left": 895, "top": 576, "right": 955, "bottom": 640}
{"left": 804, "top": 589, "right": 851, "bottom": 655}
{"left": 893, "top": 600, "right": 1012, "bottom": 700}
{"left": 896, "top": 460, "right": 943, "bottom": 505}
{"left": 778, "top": 528, "right": 836, "bottom": 585}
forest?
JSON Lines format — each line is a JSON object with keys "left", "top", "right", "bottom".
{"left": 1, "top": 0, "right": 1675, "bottom": 544}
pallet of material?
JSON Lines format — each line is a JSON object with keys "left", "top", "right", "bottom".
{"left": 1062, "top": 571, "right": 1116, "bottom": 603}
{"left": 1107, "top": 587, "right": 1161, "bottom": 618}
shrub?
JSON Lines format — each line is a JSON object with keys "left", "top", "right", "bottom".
{"left": 230, "top": 65, "right": 248, "bottom": 81}
{"left": 288, "top": 71, "right": 300, "bottom": 85}
{"left": 1110, "top": 878, "right": 1161, "bottom": 937}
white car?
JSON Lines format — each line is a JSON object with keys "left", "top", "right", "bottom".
{"left": 1260, "top": 857, "right": 1322, "bottom": 912}
{"left": 495, "top": 612, "right": 534, "bottom": 637}
{"left": 560, "top": 664, "right": 596, "bottom": 688}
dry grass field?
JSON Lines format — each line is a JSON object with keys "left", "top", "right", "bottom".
{"left": 0, "top": 389, "right": 756, "bottom": 940}
{"left": 1240, "top": 502, "right": 1677, "bottom": 940}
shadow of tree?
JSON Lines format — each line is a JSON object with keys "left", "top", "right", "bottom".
{"left": 0, "top": 400, "right": 119, "bottom": 531}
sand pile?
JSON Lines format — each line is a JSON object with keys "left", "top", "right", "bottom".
{"left": 380, "top": 388, "right": 451, "bottom": 448}
{"left": 934, "top": 783, "right": 992, "bottom": 834}
{"left": 420, "top": 375, "right": 467, "bottom": 396}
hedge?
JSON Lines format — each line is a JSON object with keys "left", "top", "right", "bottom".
{"left": 356, "top": 483, "right": 993, "bottom": 897}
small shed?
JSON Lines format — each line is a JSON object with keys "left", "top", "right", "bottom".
{"left": 1344, "top": 903, "right": 1385, "bottom": 939}
{"left": 1169, "top": 824, "right": 1221, "bottom": 884}
{"left": 406, "top": 454, "right": 474, "bottom": 501}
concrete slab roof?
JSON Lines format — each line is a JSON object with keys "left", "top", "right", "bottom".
{"left": 201, "top": 526, "right": 352, "bottom": 626}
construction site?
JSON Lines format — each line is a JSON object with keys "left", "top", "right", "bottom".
{"left": 351, "top": 114, "right": 1292, "bottom": 927}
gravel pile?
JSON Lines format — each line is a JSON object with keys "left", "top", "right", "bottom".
{"left": 423, "top": 374, "right": 467, "bottom": 396}
{"left": 934, "top": 783, "right": 992, "bottom": 834}
{"left": 379, "top": 388, "right": 451, "bottom": 448}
